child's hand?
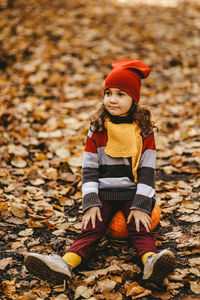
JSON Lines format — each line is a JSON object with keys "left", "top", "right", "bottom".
{"left": 82, "top": 206, "right": 102, "bottom": 230}
{"left": 127, "top": 209, "right": 151, "bottom": 232}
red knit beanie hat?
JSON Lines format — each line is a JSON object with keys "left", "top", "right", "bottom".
{"left": 104, "top": 59, "right": 151, "bottom": 104}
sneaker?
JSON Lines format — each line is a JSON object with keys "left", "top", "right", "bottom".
{"left": 24, "top": 253, "right": 73, "bottom": 283}
{"left": 142, "top": 249, "right": 176, "bottom": 286}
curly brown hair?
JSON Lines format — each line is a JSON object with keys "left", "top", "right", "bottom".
{"left": 90, "top": 101, "right": 156, "bottom": 136}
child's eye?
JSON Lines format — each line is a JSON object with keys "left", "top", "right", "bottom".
{"left": 118, "top": 92, "right": 125, "bottom": 96}
{"left": 105, "top": 90, "right": 111, "bottom": 96}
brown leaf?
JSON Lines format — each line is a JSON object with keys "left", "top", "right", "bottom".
{"left": 26, "top": 168, "right": 45, "bottom": 185}
{"left": 169, "top": 268, "right": 188, "bottom": 281}
{"left": 131, "top": 289, "right": 152, "bottom": 299}
{"left": 0, "top": 202, "right": 8, "bottom": 211}
{"left": 18, "top": 292, "right": 38, "bottom": 300}
{"left": 151, "top": 290, "right": 171, "bottom": 300}
{"left": 11, "top": 156, "right": 27, "bottom": 168}
{"left": 102, "top": 292, "right": 123, "bottom": 300}
{"left": 182, "top": 200, "right": 200, "bottom": 210}
{"left": 68, "top": 153, "right": 83, "bottom": 167}
{"left": 177, "top": 181, "right": 192, "bottom": 190}
{"left": 58, "top": 197, "right": 74, "bottom": 206}
{"left": 188, "top": 257, "right": 200, "bottom": 267}
{"left": 189, "top": 267, "right": 200, "bottom": 277}
{"left": 0, "top": 168, "right": 9, "bottom": 177}
{"left": 18, "top": 228, "right": 34, "bottom": 237}
{"left": 190, "top": 281, "right": 200, "bottom": 294}
{"left": 74, "top": 286, "right": 94, "bottom": 299}
{"left": 80, "top": 264, "right": 122, "bottom": 278}
{"left": 53, "top": 294, "right": 70, "bottom": 300}
{"left": 34, "top": 282, "right": 51, "bottom": 298}
{"left": 0, "top": 279, "right": 16, "bottom": 297}
{"left": 180, "top": 296, "right": 199, "bottom": 300}
{"left": 10, "top": 241, "right": 24, "bottom": 249}
{"left": 10, "top": 202, "right": 26, "bottom": 218}
{"left": 55, "top": 146, "right": 70, "bottom": 159}
{"left": 179, "top": 214, "right": 199, "bottom": 223}
{"left": 0, "top": 257, "right": 13, "bottom": 270}
{"left": 27, "top": 219, "right": 44, "bottom": 228}
{"left": 8, "top": 144, "right": 28, "bottom": 156}
{"left": 126, "top": 282, "right": 146, "bottom": 297}
{"left": 97, "top": 278, "right": 117, "bottom": 293}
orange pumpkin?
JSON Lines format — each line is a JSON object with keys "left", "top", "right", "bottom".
{"left": 106, "top": 202, "right": 161, "bottom": 240}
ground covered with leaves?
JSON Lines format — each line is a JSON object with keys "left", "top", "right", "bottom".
{"left": 0, "top": 0, "right": 200, "bottom": 299}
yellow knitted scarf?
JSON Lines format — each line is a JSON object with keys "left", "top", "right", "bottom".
{"left": 105, "top": 119, "right": 142, "bottom": 182}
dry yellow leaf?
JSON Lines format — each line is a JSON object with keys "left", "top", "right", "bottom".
{"left": 10, "top": 202, "right": 26, "bottom": 218}
{"left": 190, "top": 281, "right": 200, "bottom": 294}
{"left": 126, "top": 281, "right": 145, "bottom": 296}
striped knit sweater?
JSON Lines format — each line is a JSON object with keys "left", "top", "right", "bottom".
{"left": 82, "top": 118, "right": 156, "bottom": 215}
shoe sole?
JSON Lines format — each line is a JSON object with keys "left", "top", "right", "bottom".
{"left": 24, "top": 255, "right": 71, "bottom": 283}
{"left": 143, "top": 253, "right": 176, "bottom": 286}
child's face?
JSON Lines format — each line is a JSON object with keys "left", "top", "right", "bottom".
{"left": 104, "top": 88, "right": 133, "bottom": 117}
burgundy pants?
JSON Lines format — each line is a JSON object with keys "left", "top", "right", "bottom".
{"left": 66, "top": 200, "right": 157, "bottom": 261}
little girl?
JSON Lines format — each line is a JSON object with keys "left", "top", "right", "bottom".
{"left": 25, "top": 59, "right": 176, "bottom": 287}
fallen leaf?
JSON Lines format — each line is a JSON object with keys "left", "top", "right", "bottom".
{"left": 58, "top": 197, "right": 74, "bottom": 206}
{"left": 180, "top": 296, "right": 199, "bottom": 300}
{"left": 8, "top": 144, "right": 28, "bottom": 156}
{"left": 10, "top": 202, "right": 26, "bottom": 218}
{"left": 126, "top": 282, "right": 146, "bottom": 297}
{"left": 151, "top": 290, "right": 171, "bottom": 300}
{"left": 18, "top": 291, "right": 38, "bottom": 300}
{"left": 131, "top": 289, "right": 152, "bottom": 299}
{"left": 168, "top": 268, "right": 188, "bottom": 281}
{"left": 80, "top": 264, "right": 122, "bottom": 278}
{"left": 189, "top": 267, "right": 200, "bottom": 277}
{"left": 0, "top": 202, "right": 8, "bottom": 211}
{"left": 10, "top": 241, "right": 24, "bottom": 249}
{"left": 0, "top": 279, "right": 16, "bottom": 297}
{"left": 34, "top": 282, "right": 51, "bottom": 298}
{"left": 54, "top": 294, "right": 69, "bottom": 300}
{"left": 11, "top": 156, "right": 27, "bottom": 168}
{"left": 179, "top": 214, "right": 200, "bottom": 223}
{"left": 0, "top": 168, "right": 9, "bottom": 177}
{"left": 74, "top": 286, "right": 94, "bottom": 299}
{"left": 18, "top": 228, "right": 34, "bottom": 237}
{"left": 68, "top": 154, "right": 83, "bottom": 167}
{"left": 182, "top": 200, "right": 200, "bottom": 210}
{"left": 165, "top": 231, "right": 182, "bottom": 239}
{"left": 102, "top": 292, "right": 123, "bottom": 300}
{"left": 0, "top": 257, "right": 13, "bottom": 270}
{"left": 96, "top": 278, "right": 117, "bottom": 292}
{"left": 27, "top": 168, "right": 45, "bottom": 185}
{"left": 177, "top": 181, "right": 192, "bottom": 190}
{"left": 190, "top": 281, "right": 200, "bottom": 294}
{"left": 188, "top": 257, "right": 200, "bottom": 267}
{"left": 55, "top": 146, "right": 70, "bottom": 159}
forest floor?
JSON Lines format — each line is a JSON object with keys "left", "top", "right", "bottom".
{"left": 0, "top": 0, "right": 200, "bottom": 299}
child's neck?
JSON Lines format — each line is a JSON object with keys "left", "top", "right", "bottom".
{"left": 109, "top": 114, "right": 133, "bottom": 124}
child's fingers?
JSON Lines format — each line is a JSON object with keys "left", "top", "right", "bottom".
{"left": 97, "top": 209, "right": 102, "bottom": 222}
{"left": 82, "top": 217, "right": 89, "bottom": 230}
{"left": 143, "top": 220, "right": 150, "bottom": 232}
{"left": 82, "top": 214, "right": 93, "bottom": 229}
{"left": 146, "top": 215, "right": 152, "bottom": 230}
{"left": 127, "top": 212, "right": 133, "bottom": 224}
{"left": 135, "top": 218, "right": 140, "bottom": 232}
{"left": 142, "top": 217, "right": 151, "bottom": 232}
{"left": 91, "top": 215, "right": 96, "bottom": 228}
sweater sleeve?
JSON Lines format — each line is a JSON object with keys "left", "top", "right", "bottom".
{"left": 131, "top": 131, "right": 156, "bottom": 214}
{"left": 82, "top": 128, "right": 102, "bottom": 213}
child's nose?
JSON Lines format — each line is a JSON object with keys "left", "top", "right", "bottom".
{"left": 110, "top": 95, "right": 118, "bottom": 102}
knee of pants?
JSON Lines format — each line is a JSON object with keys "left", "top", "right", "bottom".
{"left": 82, "top": 218, "right": 107, "bottom": 237}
